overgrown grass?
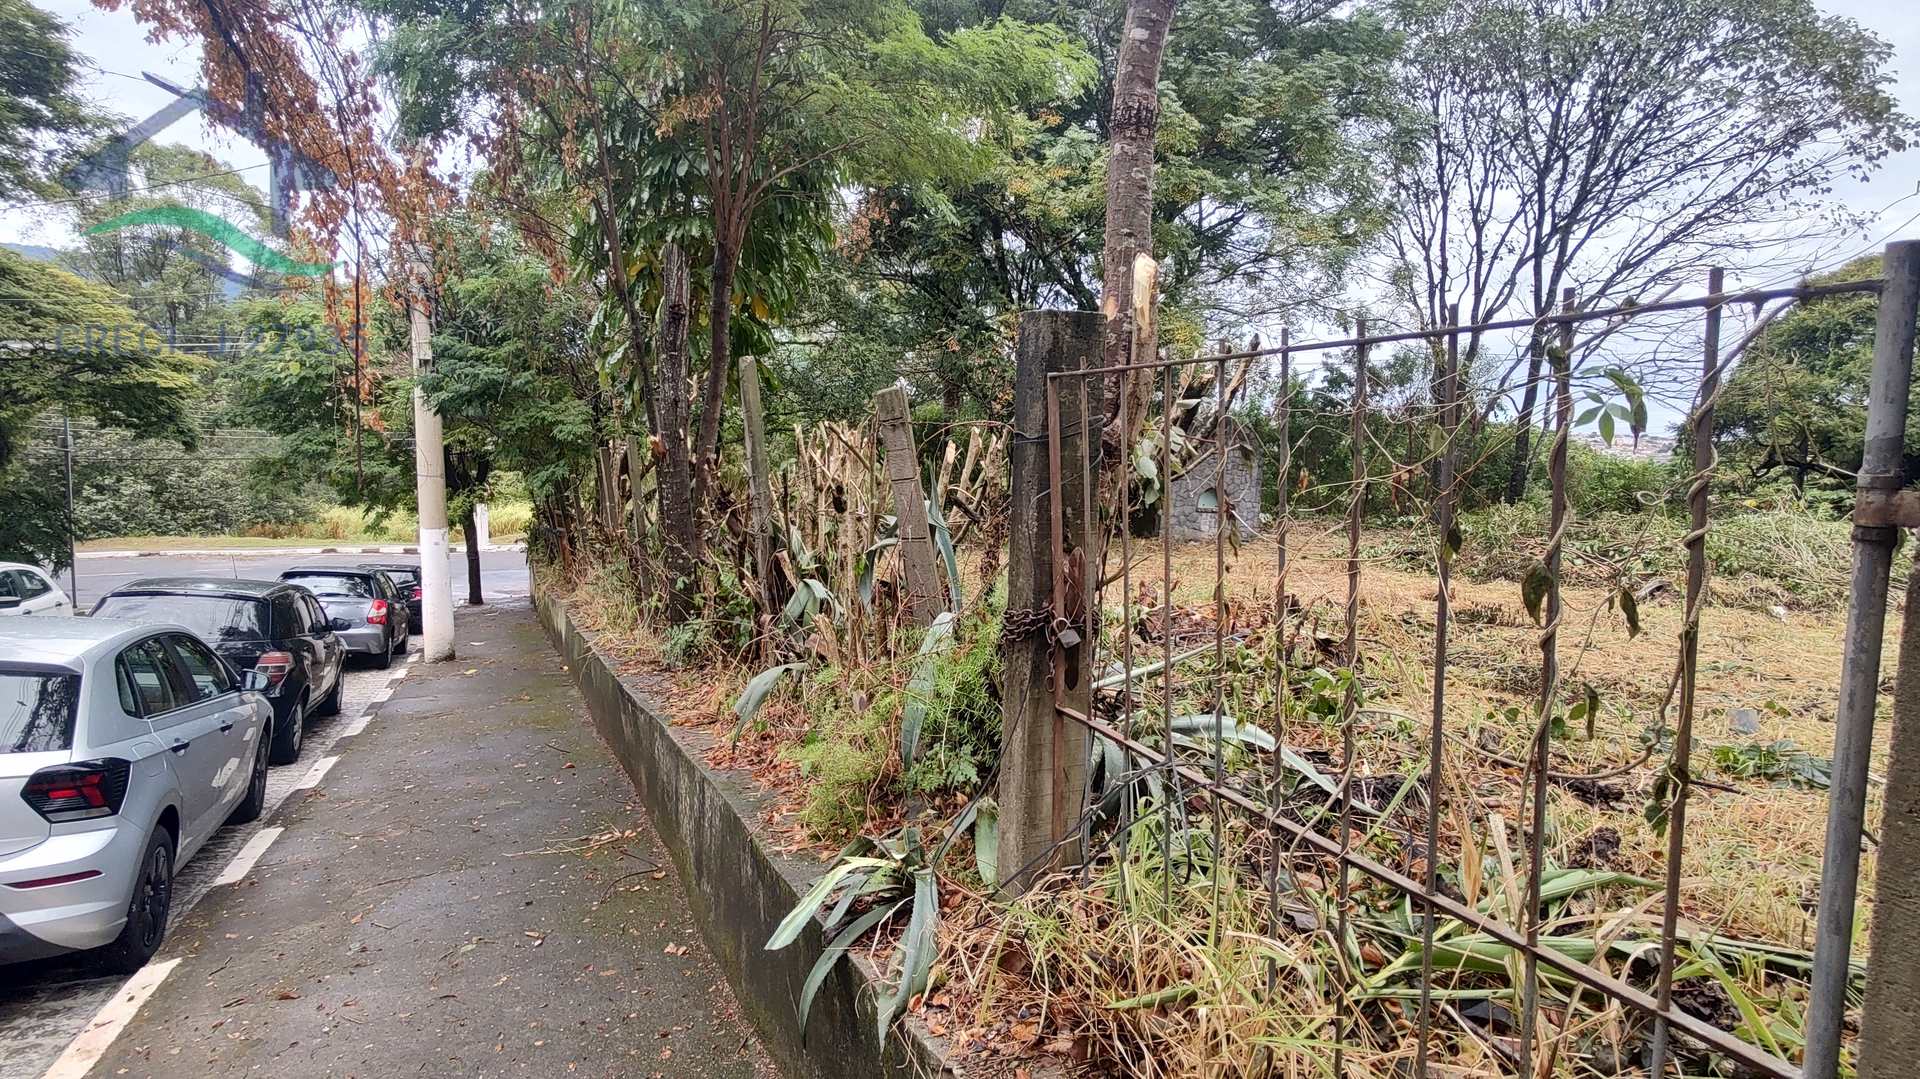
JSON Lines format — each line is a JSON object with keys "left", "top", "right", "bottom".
{"left": 83, "top": 498, "right": 533, "bottom": 548}
{"left": 1370, "top": 500, "right": 1894, "bottom": 610}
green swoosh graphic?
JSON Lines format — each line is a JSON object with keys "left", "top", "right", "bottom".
{"left": 86, "top": 206, "right": 335, "bottom": 276}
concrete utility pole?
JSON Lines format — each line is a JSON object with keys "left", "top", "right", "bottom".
{"left": 409, "top": 251, "right": 455, "bottom": 662}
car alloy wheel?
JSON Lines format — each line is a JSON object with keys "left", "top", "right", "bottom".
{"left": 130, "top": 842, "right": 173, "bottom": 952}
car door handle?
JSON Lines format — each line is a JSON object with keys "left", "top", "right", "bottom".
{"left": 219, "top": 719, "right": 235, "bottom": 733}
{"left": 169, "top": 739, "right": 191, "bottom": 755}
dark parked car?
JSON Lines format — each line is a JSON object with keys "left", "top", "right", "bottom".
{"left": 359, "top": 562, "right": 423, "bottom": 633}
{"left": 88, "top": 579, "right": 346, "bottom": 765}
{"left": 278, "top": 567, "right": 410, "bottom": 669}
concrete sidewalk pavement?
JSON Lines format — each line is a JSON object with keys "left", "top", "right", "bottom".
{"left": 79, "top": 600, "right": 776, "bottom": 1078}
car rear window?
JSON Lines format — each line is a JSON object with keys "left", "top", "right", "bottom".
{"left": 284, "top": 573, "right": 373, "bottom": 598}
{"left": 92, "top": 594, "right": 268, "bottom": 644}
{"left": 0, "top": 671, "right": 80, "bottom": 753}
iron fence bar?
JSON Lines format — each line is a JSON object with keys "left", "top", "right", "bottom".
{"left": 1415, "top": 305, "right": 1461, "bottom": 1076}
{"left": 1267, "top": 328, "right": 1292, "bottom": 995}
{"left": 1159, "top": 363, "right": 1176, "bottom": 912}
{"left": 1520, "top": 288, "right": 1576, "bottom": 1074}
{"left": 1805, "top": 240, "right": 1920, "bottom": 1079}
{"left": 1080, "top": 375, "right": 1099, "bottom": 877}
{"left": 1650, "top": 266, "right": 1723, "bottom": 1075}
{"left": 1333, "top": 320, "right": 1367, "bottom": 1075}
{"left": 1117, "top": 326, "right": 1137, "bottom": 903}
{"left": 1044, "top": 376, "right": 1070, "bottom": 845}
{"left": 1211, "top": 350, "right": 1229, "bottom": 944}
{"left": 1051, "top": 700, "right": 1800, "bottom": 1078}
{"left": 1048, "top": 280, "right": 1886, "bottom": 380}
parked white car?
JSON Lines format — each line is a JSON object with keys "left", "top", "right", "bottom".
{"left": 1, "top": 617, "right": 273, "bottom": 972}
{"left": 0, "top": 564, "right": 72, "bottom": 617}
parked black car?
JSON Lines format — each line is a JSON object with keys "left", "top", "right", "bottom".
{"left": 359, "top": 561, "right": 423, "bottom": 633}
{"left": 88, "top": 578, "right": 347, "bottom": 765}
{"left": 278, "top": 566, "right": 411, "bottom": 669}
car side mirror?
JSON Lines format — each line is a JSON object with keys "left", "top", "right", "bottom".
{"left": 0, "top": 596, "right": 19, "bottom": 611}
{"left": 329, "top": 617, "right": 352, "bottom": 631}
{"left": 241, "top": 669, "right": 270, "bottom": 692}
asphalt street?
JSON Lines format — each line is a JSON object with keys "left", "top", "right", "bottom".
{"left": 59, "top": 549, "right": 531, "bottom": 610}
{"left": 0, "top": 573, "right": 775, "bottom": 1078}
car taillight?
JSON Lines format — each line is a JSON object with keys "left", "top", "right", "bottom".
{"left": 409, "top": 586, "right": 421, "bottom": 602}
{"left": 256, "top": 650, "right": 294, "bottom": 687}
{"left": 22, "top": 759, "right": 131, "bottom": 822}
{"left": 368, "top": 599, "right": 389, "bottom": 625}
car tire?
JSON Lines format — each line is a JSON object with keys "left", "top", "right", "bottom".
{"left": 316, "top": 672, "right": 343, "bottom": 717}
{"left": 230, "top": 734, "right": 269, "bottom": 824}
{"left": 96, "top": 829, "right": 174, "bottom": 975}
{"left": 269, "top": 696, "right": 306, "bottom": 766}
{"left": 372, "top": 634, "right": 393, "bottom": 670}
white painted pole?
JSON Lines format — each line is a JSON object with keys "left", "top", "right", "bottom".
{"left": 409, "top": 252, "right": 455, "bottom": 662}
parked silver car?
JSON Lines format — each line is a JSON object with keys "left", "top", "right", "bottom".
{"left": 277, "top": 567, "right": 410, "bottom": 669}
{"left": 0, "top": 618, "right": 272, "bottom": 972}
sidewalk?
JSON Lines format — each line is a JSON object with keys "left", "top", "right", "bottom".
{"left": 82, "top": 601, "right": 776, "bottom": 1078}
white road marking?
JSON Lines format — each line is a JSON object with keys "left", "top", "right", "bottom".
{"left": 211, "top": 827, "right": 283, "bottom": 887}
{"left": 39, "top": 959, "right": 179, "bottom": 1079}
{"left": 292, "top": 755, "right": 339, "bottom": 791}
{"left": 338, "top": 714, "right": 371, "bottom": 738}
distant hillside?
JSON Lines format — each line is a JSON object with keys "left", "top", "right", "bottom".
{"left": 1, "top": 243, "right": 63, "bottom": 263}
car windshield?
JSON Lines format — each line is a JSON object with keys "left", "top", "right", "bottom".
{"left": 284, "top": 573, "right": 373, "bottom": 599}
{"left": 92, "top": 594, "right": 268, "bottom": 643}
{"left": 0, "top": 671, "right": 80, "bottom": 753}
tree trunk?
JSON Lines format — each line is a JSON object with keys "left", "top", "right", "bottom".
{"left": 461, "top": 502, "right": 484, "bottom": 605}
{"left": 1099, "top": 0, "right": 1177, "bottom": 440}
{"left": 1504, "top": 335, "right": 1545, "bottom": 503}
{"left": 693, "top": 229, "right": 738, "bottom": 510}
{"left": 655, "top": 245, "right": 700, "bottom": 624}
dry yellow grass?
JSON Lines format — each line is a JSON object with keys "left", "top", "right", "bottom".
{"left": 1132, "top": 522, "right": 1897, "bottom": 947}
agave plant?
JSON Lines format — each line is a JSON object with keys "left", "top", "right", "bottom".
{"left": 767, "top": 804, "right": 994, "bottom": 1041}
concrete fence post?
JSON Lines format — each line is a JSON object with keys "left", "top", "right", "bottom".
{"left": 997, "top": 310, "right": 1102, "bottom": 896}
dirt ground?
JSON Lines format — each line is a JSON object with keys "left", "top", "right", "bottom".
{"left": 1135, "top": 522, "right": 1900, "bottom": 947}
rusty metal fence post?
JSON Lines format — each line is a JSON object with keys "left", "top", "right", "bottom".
{"left": 1807, "top": 239, "right": 1920, "bottom": 1079}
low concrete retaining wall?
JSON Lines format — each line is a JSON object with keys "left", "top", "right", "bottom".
{"left": 535, "top": 591, "right": 951, "bottom": 1079}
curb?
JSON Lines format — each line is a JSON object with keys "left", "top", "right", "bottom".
{"left": 534, "top": 590, "right": 956, "bottom": 1079}
{"left": 81, "top": 543, "right": 526, "bottom": 558}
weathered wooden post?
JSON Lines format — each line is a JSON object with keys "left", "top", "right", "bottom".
{"left": 997, "top": 310, "right": 1102, "bottom": 896}
{"left": 739, "top": 355, "right": 777, "bottom": 627}
{"left": 873, "top": 385, "right": 947, "bottom": 626}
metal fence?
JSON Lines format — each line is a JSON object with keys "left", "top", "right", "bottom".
{"left": 1021, "top": 243, "right": 1918, "bottom": 1077}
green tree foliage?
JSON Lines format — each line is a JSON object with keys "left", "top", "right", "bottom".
{"left": 0, "top": 0, "right": 103, "bottom": 200}
{"left": 1383, "top": 0, "right": 1912, "bottom": 502}
{"left": 60, "top": 143, "right": 276, "bottom": 337}
{"left": 1714, "top": 255, "right": 1916, "bottom": 503}
{"left": 416, "top": 220, "right": 599, "bottom": 508}
{"left": 771, "top": 0, "right": 1402, "bottom": 423}
{"left": 0, "top": 248, "right": 204, "bottom": 564}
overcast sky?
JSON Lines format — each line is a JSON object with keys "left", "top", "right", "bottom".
{"left": 3, "top": 0, "right": 1917, "bottom": 432}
